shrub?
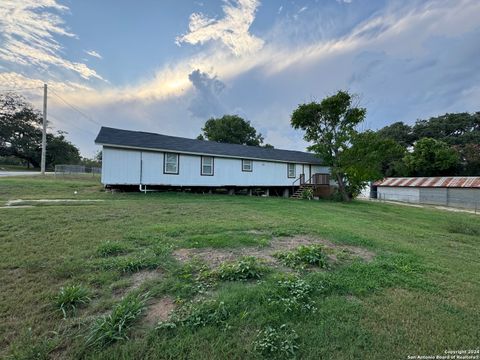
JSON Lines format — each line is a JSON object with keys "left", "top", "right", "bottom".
{"left": 216, "top": 257, "right": 268, "bottom": 281}
{"left": 96, "top": 241, "right": 128, "bottom": 257}
{"left": 274, "top": 245, "right": 329, "bottom": 269}
{"left": 269, "top": 277, "right": 317, "bottom": 313}
{"left": 86, "top": 292, "right": 149, "bottom": 347}
{"left": 254, "top": 324, "right": 299, "bottom": 359}
{"left": 54, "top": 284, "right": 90, "bottom": 318}
{"left": 301, "top": 187, "right": 314, "bottom": 200}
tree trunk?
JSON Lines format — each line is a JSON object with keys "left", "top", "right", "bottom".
{"left": 335, "top": 172, "right": 351, "bottom": 202}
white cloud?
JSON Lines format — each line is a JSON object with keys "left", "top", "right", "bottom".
{"left": 298, "top": 6, "right": 308, "bottom": 14}
{"left": 176, "top": 0, "right": 264, "bottom": 56}
{"left": 3, "top": 0, "right": 480, "bottom": 158}
{"left": 0, "top": 0, "right": 103, "bottom": 80}
{"left": 85, "top": 50, "right": 103, "bottom": 59}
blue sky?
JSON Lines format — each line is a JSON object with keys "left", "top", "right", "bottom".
{"left": 0, "top": 0, "right": 479, "bottom": 156}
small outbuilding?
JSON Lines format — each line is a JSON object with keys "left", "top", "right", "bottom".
{"left": 372, "top": 177, "right": 480, "bottom": 209}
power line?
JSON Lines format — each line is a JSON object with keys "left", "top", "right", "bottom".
{"left": 49, "top": 89, "right": 102, "bottom": 127}
{"left": 48, "top": 113, "right": 97, "bottom": 137}
{"left": 0, "top": 86, "right": 44, "bottom": 92}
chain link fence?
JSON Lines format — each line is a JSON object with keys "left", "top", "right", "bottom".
{"left": 54, "top": 164, "right": 101, "bottom": 176}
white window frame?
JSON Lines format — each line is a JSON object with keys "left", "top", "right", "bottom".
{"left": 287, "top": 163, "right": 296, "bottom": 178}
{"left": 242, "top": 159, "right": 253, "bottom": 172}
{"left": 164, "top": 153, "right": 179, "bottom": 174}
{"left": 201, "top": 156, "right": 214, "bottom": 176}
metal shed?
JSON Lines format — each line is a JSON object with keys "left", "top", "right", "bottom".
{"left": 372, "top": 177, "right": 480, "bottom": 210}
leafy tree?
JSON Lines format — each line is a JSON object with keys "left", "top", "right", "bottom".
{"left": 412, "top": 112, "right": 480, "bottom": 146}
{"left": 404, "top": 138, "right": 460, "bottom": 176}
{"left": 198, "top": 115, "right": 265, "bottom": 146}
{"left": 0, "top": 93, "right": 42, "bottom": 167}
{"left": 340, "top": 131, "right": 406, "bottom": 197}
{"left": 291, "top": 90, "right": 366, "bottom": 201}
{"left": 80, "top": 150, "right": 102, "bottom": 167}
{"left": 0, "top": 93, "right": 81, "bottom": 168}
{"left": 377, "top": 121, "right": 416, "bottom": 147}
{"left": 460, "top": 143, "right": 480, "bottom": 176}
{"left": 46, "top": 131, "right": 81, "bottom": 167}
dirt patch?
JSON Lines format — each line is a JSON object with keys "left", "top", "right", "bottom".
{"left": 144, "top": 297, "right": 176, "bottom": 325}
{"left": 114, "top": 270, "right": 163, "bottom": 298}
{"left": 130, "top": 270, "right": 162, "bottom": 289}
{"left": 172, "top": 236, "right": 375, "bottom": 268}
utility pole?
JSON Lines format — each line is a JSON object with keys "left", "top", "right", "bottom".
{"left": 41, "top": 83, "right": 47, "bottom": 174}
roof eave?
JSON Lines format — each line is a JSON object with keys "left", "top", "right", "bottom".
{"left": 96, "top": 142, "right": 324, "bottom": 165}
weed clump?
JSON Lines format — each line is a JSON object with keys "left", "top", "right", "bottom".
{"left": 156, "top": 300, "right": 231, "bottom": 332}
{"left": 86, "top": 292, "right": 149, "bottom": 347}
{"left": 254, "top": 324, "right": 299, "bottom": 359}
{"left": 96, "top": 241, "right": 128, "bottom": 257}
{"left": 54, "top": 284, "right": 90, "bottom": 318}
{"left": 269, "top": 276, "right": 317, "bottom": 313}
{"left": 447, "top": 221, "right": 480, "bottom": 236}
{"left": 102, "top": 250, "right": 160, "bottom": 273}
{"left": 215, "top": 256, "right": 269, "bottom": 281}
{"left": 274, "top": 245, "right": 328, "bottom": 269}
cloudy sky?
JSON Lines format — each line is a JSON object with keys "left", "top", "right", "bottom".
{"left": 1, "top": 0, "right": 479, "bottom": 157}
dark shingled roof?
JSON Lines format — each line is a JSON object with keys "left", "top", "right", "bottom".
{"left": 95, "top": 127, "right": 323, "bottom": 165}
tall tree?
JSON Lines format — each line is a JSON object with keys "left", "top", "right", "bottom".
{"left": 412, "top": 112, "right": 480, "bottom": 146}
{"left": 291, "top": 90, "right": 366, "bottom": 201}
{"left": 198, "top": 115, "right": 267, "bottom": 146}
{"left": 404, "top": 138, "right": 460, "bottom": 176}
{"left": 340, "top": 131, "right": 406, "bottom": 196}
{"left": 377, "top": 121, "right": 416, "bottom": 147}
{"left": 46, "top": 131, "right": 81, "bottom": 166}
{"left": 0, "top": 93, "right": 81, "bottom": 168}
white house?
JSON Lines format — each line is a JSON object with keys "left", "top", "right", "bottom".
{"left": 95, "top": 127, "right": 330, "bottom": 196}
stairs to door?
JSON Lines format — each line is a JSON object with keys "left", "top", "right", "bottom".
{"left": 291, "top": 184, "right": 315, "bottom": 199}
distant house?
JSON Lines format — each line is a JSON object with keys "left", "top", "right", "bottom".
{"left": 95, "top": 127, "right": 331, "bottom": 196}
{"left": 373, "top": 177, "right": 480, "bottom": 209}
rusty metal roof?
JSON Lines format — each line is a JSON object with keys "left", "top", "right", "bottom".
{"left": 373, "top": 177, "right": 480, "bottom": 188}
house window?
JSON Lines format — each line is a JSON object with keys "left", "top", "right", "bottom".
{"left": 242, "top": 159, "right": 253, "bottom": 172}
{"left": 201, "top": 156, "right": 214, "bottom": 176}
{"left": 287, "top": 163, "right": 296, "bottom": 178}
{"left": 164, "top": 153, "right": 179, "bottom": 174}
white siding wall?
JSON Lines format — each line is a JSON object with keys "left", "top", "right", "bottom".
{"left": 102, "top": 147, "right": 329, "bottom": 187}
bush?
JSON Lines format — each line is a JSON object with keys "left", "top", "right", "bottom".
{"left": 86, "top": 292, "right": 149, "bottom": 347}
{"left": 54, "top": 284, "right": 90, "bottom": 318}
{"left": 254, "top": 324, "right": 299, "bottom": 359}
{"left": 301, "top": 187, "right": 314, "bottom": 200}
{"left": 274, "top": 245, "right": 329, "bottom": 269}
{"left": 269, "top": 277, "right": 317, "bottom": 313}
{"left": 216, "top": 257, "right": 268, "bottom": 281}
{"left": 96, "top": 241, "right": 128, "bottom": 257}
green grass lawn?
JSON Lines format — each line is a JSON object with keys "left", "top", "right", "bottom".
{"left": 0, "top": 176, "right": 479, "bottom": 359}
